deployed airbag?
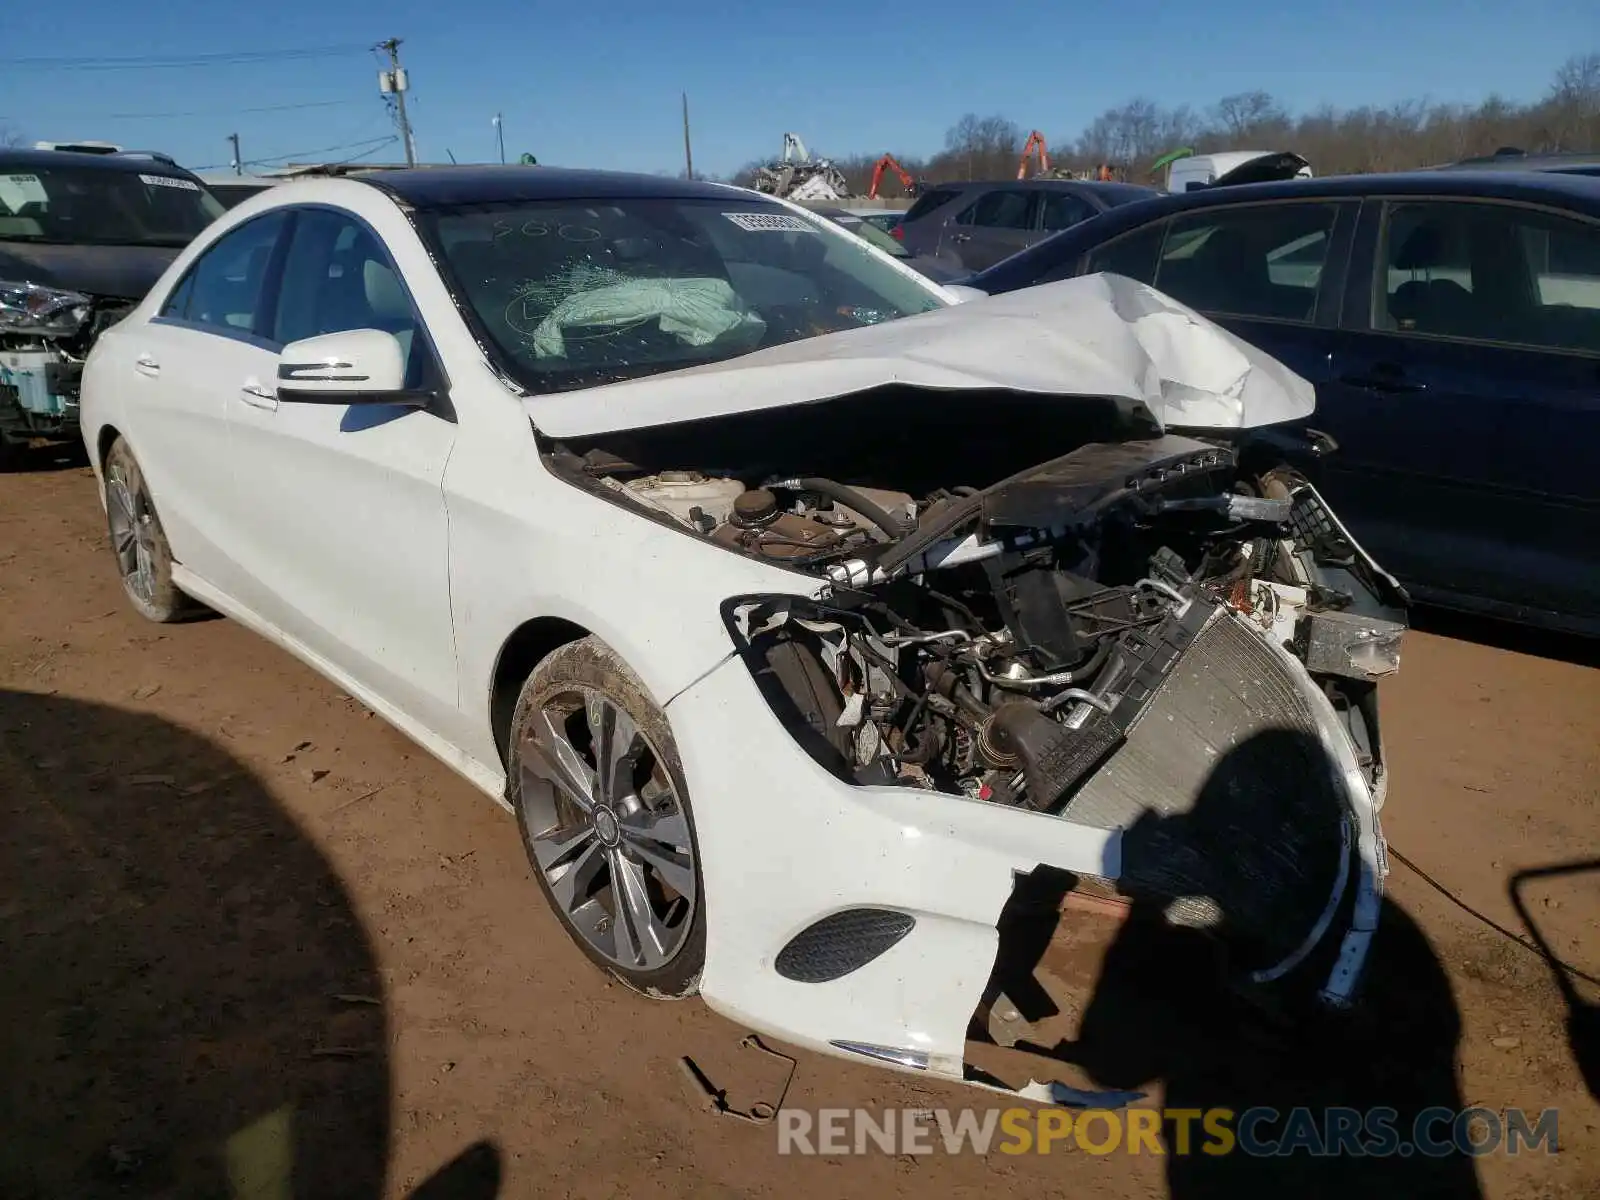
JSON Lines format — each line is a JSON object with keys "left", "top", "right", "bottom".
{"left": 531, "top": 276, "right": 766, "bottom": 358}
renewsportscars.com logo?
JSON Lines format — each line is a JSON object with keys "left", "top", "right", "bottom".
{"left": 776, "top": 1105, "right": 1560, "bottom": 1158}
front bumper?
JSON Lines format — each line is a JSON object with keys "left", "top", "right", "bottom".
{"left": 665, "top": 607, "right": 1386, "bottom": 1097}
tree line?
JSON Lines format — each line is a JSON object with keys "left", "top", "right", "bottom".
{"left": 734, "top": 51, "right": 1599, "bottom": 195}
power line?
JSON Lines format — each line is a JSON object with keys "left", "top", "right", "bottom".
{"left": 244, "top": 134, "right": 395, "bottom": 167}
{"left": 325, "top": 137, "right": 400, "bottom": 168}
{"left": 102, "top": 98, "right": 367, "bottom": 121}
{"left": 190, "top": 133, "right": 398, "bottom": 172}
{"left": 0, "top": 44, "right": 371, "bottom": 72}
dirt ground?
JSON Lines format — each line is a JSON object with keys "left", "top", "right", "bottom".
{"left": 2, "top": 454, "right": 1596, "bottom": 1200}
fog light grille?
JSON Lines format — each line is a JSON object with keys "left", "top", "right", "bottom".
{"left": 775, "top": 908, "right": 916, "bottom": 983}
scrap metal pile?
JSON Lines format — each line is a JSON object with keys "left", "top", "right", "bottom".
{"left": 751, "top": 133, "right": 852, "bottom": 202}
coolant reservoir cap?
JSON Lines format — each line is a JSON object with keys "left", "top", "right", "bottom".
{"left": 733, "top": 488, "right": 779, "bottom": 526}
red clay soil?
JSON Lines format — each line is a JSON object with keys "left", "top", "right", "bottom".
{"left": 2, "top": 459, "right": 1595, "bottom": 1198}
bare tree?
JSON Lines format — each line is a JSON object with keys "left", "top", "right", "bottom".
{"left": 1210, "top": 91, "right": 1288, "bottom": 142}
{"left": 943, "top": 113, "right": 1022, "bottom": 180}
{"left": 1547, "top": 52, "right": 1600, "bottom": 149}
{"left": 0, "top": 122, "right": 25, "bottom": 149}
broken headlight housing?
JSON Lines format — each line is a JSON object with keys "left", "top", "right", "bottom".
{"left": 0, "top": 280, "right": 92, "bottom": 337}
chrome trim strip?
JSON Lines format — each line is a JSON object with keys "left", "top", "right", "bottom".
{"left": 828, "top": 1040, "right": 931, "bottom": 1070}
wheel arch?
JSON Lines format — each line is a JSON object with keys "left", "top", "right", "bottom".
{"left": 92, "top": 423, "right": 125, "bottom": 484}
{"left": 95, "top": 424, "right": 121, "bottom": 468}
{"left": 489, "top": 615, "right": 591, "bottom": 768}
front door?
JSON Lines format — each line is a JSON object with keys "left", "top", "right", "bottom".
{"left": 941, "top": 187, "right": 1041, "bottom": 271}
{"left": 225, "top": 205, "right": 462, "bottom": 733}
{"left": 1089, "top": 198, "right": 1359, "bottom": 463}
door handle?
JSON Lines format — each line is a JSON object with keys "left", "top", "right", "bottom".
{"left": 238, "top": 382, "right": 279, "bottom": 412}
{"left": 951, "top": 233, "right": 972, "bottom": 243}
{"left": 133, "top": 353, "right": 160, "bottom": 378}
{"left": 1339, "top": 364, "right": 1426, "bottom": 393}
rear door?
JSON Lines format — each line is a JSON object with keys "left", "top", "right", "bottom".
{"left": 129, "top": 210, "right": 290, "bottom": 593}
{"left": 942, "top": 187, "right": 1041, "bottom": 270}
{"left": 1319, "top": 197, "right": 1600, "bottom": 627}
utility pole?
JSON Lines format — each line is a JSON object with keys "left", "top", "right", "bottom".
{"left": 228, "top": 132, "right": 241, "bottom": 175}
{"left": 493, "top": 112, "right": 505, "bottom": 164}
{"left": 377, "top": 37, "right": 416, "bottom": 166}
{"left": 681, "top": 92, "right": 694, "bottom": 180}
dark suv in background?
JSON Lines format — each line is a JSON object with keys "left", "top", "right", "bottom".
{"left": 894, "top": 178, "right": 1157, "bottom": 272}
{"left": 0, "top": 148, "right": 223, "bottom": 455}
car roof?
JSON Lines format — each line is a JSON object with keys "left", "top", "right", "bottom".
{"left": 1130, "top": 168, "right": 1600, "bottom": 214}
{"left": 968, "top": 167, "right": 1600, "bottom": 291}
{"left": 353, "top": 165, "right": 757, "bottom": 210}
{"left": 0, "top": 147, "right": 201, "bottom": 180}
{"left": 1442, "top": 150, "right": 1600, "bottom": 171}
{"left": 922, "top": 177, "right": 1152, "bottom": 193}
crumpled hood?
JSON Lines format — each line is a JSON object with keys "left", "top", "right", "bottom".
{"left": 524, "top": 272, "right": 1315, "bottom": 438}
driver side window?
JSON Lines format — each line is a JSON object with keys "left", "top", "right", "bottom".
{"left": 273, "top": 208, "right": 429, "bottom": 386}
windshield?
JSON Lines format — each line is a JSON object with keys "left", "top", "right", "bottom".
{"left": 422, "top": 197, "right": 945, "bottom": 394}
{"left": 0, "top": 166, "right": 224, "bottom": 247}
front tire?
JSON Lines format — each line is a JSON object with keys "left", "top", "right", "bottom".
{"left": 508, "top": 636, "right": 705, "bottom": 997}
{"left": 103, "top": 437, "right": 201, "bottom": 624}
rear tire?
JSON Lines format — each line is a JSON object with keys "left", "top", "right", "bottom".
{"left": 103, "top": 437, "right": 202, "bottom": 624}
{"left": 508, "top": 636, "right": 705, "bottom": 998}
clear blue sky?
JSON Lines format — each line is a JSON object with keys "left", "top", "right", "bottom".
{"left": 2, "top": 0, "right": 1594, "bottom": 177}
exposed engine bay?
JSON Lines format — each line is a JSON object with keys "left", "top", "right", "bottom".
{"left": 549, "top": 396, "right": 1408, "bottom": 822}
{"left": 0, "top": 294, "right": 134, "bottom": 443}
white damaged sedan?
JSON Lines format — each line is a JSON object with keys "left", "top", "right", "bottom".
{"left": 80, "top": 167, "right": 1406, "bottom": 1098}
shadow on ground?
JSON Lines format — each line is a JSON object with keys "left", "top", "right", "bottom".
{"left": 0, "top": 441, "right": 88, "bottom": 474}
{"left": 0, "top": 689, "right": 499, "bottom": 1199}
{"left": 1510, "top": 859, "right": 1600, "bottom": 1104}
{"left": 982, "top": 727, "right": 1487, "bottom": 1199}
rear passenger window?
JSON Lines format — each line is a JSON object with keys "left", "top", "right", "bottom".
{"left": 1377, "top": 201, "right": 1600, "bottom": 354}
{"left": 1083, "top": 220, "right": 1166, "bottom": 284}
{"left": 1154, "top": 203, "right": 1339, "bottom": 322}
{"left": 1039, "top": 191, "right": 1094, "bottom": 233}
{"left": 962, "top": 189, "right": 1036, "bottom": 230}
{"left": 160, "top": 212, "right": 287, "bottom": 337}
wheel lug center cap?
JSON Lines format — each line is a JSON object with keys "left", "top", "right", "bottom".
{"left": 594, "top": 806, "right": 621, "bottom": 847}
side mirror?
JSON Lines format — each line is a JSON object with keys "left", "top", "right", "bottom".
{"left": 276, "top": 328, "right": 426, "bottom": 406}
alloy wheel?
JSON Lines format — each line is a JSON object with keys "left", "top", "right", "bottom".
{"left": 518, "top": 687, "right": 697, "bottom": 970}
{"left": 107, "top": 468, "right": 157, "bottom": 606}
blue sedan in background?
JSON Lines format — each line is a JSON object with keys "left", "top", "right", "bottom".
{"left": 963, "top": 170, "right": 1600, "bottom": 637}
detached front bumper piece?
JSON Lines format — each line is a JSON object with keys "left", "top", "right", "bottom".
{"left": 667, "top": 604, "right": 1385, "bottom": 1097}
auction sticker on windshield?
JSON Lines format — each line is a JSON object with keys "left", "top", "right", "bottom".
{"left": 723, "top": 213, "right": 818, "bottom": 233}
{"left": 140, "top": 174, "right": 200, "bottom": 190}
{"left": 1, "top": 174, "right": 47, "bottom": 209}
